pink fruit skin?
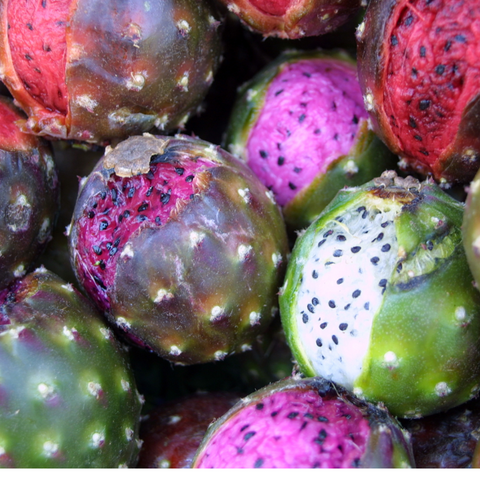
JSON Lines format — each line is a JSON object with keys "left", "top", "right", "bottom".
{"left": 194, "top": 389, "right": 370, "bottom": 468}
{"left": 246, "top": 59, "right": 368, "bottom": 206}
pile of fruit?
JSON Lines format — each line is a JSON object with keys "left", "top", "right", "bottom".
{"left": 0, "top": 0, "right": 480, "bottom": 468}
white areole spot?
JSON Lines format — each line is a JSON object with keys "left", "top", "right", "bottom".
{"left": 170, "top": 345, "right": 182, "bottom": 356}
{"left": 155, "top": 114, "right": 170, "bottom": 130}
{"left": 214, "top": 350, "right": 227, "bottom": 360}
{"left": 272, "top": 252, "right": 282, "bottom": 267}
{"left": 265, "top": 190, "right": 276, "bottom": 204}
{"left": 158, "top": 459, "right": 171, "bottom": 468}
{"left": 455, "top": 306, "right": 466, "bottom": 321}
{"left": 154, "top": 288, "right": 174, "bottom": 303}
{"left": 91, "top": 432, "right": 105, "bottom": 448}
{"left": 121, "top": 379, "right": 131, "bottom": 392}
{"left": 227, "top": 3, "right": 240, "bottom": 14}
{"left": 238, "top": 188, "right": 250, "bottom": 203}
{"left": 61, "top": 283, "right": 74, "bottom": 293}
{"left": 13, "top": 264, "right": 25, "bottom": 278}
{"left": 343, "top": 160, "right": 359, "bottom": 175}
{"left": 120, "top": 243, "right": 134, "bottom": 259}
{"left": 0, "top": 446, "right": 5, "bottom": 456}
{"left": 37, "top": 383, "right": 55, "bottom": 399}
{"left": 167, "top": 415, "right": 181, "bottom": 425}
{"left": 178, "top": 72, "right": 189, "bottom": 92}
{"left": 241, "top": 343, "right": 252, "bottom": 352}
{"left": 125, "top": 428, "right": 134, "bottom": 441}
{"left": 62, "top": 326, "right": 78, "bottom": 340}
{"left": 383, "top": 351, "right": 399, "bottom": 369}
{"left": 190, "top": 231, "right": 205, "bottom": 248}
{"left": 177, "top": 19, "right": 191, "bottom": 33}
{"left": 100, "top": 327, "right": 113, "bottom": 340}
{"left": 237, "top": 244, "right": 252, "bottom": 260}
{"left": 435, "top": 382, "right": 452, "bottom": 397}
{"left": 43, "top": 441, "right": 59, "bottom": 457}
{"left": 116, "top": 317, "right": 131, "bottom": 329}
{"left": 76, "top": 94, "right": 98, "bottom": 112}
{"left": 249, "top": 311, "right": 261, "bottom": 326}
{"left": 210, "top": 306, "right": 224, "bottom": 321}
{"left": 126, "top": 73, "right": 146, "bottom": 91}
{"left": 363, "top": 92, "right": 374, "bottom": 111}
{"left": 88, "top": 382, "right": 103, "bottom": 399}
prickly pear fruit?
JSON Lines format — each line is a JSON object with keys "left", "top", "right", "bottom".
{"left": 280, "top": 170, "right": 480, "bottom": 418}
{"left": 356, "top": 0, "right": 480, "bottom": 186}
{"left": 68, "top": 134, "right": 289, "bottom": 365}
{"left": 0, "top": 95, "right": 59, "bottom": 290}
{"left": 0, "top": 267, "right": 143, "bottom": 468}
{"left": 216, "top": 0, "right": 361, "bottom": 39}
{"left": 225, "top": 49, "right": 398, "bottom": 231}
{"left": 192, "top": 376, "right": 415, "bottom": 468}
{"left": 0, "top": 0, "right": 223, "bottom": 145}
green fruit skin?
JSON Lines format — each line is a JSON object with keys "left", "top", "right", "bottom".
{"left": 223, "top": 49, "right": 399, "bottom": 232}
{"left": 463, "top": 174, "right": 480, "bottom": 290}
{"left": 0, "top": 268, "right": 142, "bottom": 467}
{"left": 280, "top": 177, "right": 480, "bottom": 418}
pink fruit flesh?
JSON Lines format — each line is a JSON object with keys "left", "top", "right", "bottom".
{"left": 246, "top": 59, "right": 367, "bottom": 206}
{"left": 383, "top": 0, "right": 480, "bottom": 169}
{"left": 195, "top": 389, "right": 370, "bottom": 468}
{"left": 7, "top": 0, "right": 70, "bottom": 115}
{"left": 249, "top": 0, "right": 291, "bottom": 16}
{"left": 75, "top": 158, "right": 215, "bottom": 311}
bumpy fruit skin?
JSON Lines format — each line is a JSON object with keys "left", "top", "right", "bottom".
{"left": 217, "top": 0, "right": 361, "bottom": 39}
{"left": 0, "top": 267, "right": 143, "bottom": 468}
{"left": 357, "top": 0, "right": 480, "bottom": 186}
{"left": 138, "top": 392, "right": 240, "bottom": 468}
{"left": 225, "top": 49, "right": 398, "bottom": 231}
{"left": 192, "top": 376, "right": 415, "bottom": 468}
{"left": 68, "top": 134, "right": 289, "bottom": 365}
{"left": 0, "top": 95, "right": 59, "bottom": 290}
{"left": 280, "top": 171, "right": 480, "bottom": 418}
{"left": 0, "top": 0, "right": 223, "bottom": 145}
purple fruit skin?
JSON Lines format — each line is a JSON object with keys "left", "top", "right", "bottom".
{"left": 192, "top": 376, "right": 415, "bottom": 468}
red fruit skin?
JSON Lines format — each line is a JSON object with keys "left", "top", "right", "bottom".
{"left": 219, "top": 0, "right": 361, "bottom": 39}
{"left": 138, "top": 392, "right": 240, "bottom": 468}
{"left": 0, "top": 0, "right": 223, "bottom": 145}
{"left": 357, "top": 0, "right": 480, "bottom": 186}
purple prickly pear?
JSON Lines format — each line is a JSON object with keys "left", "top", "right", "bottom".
{"left": 67, "top": 133, "right": 289, "bottom": 365}
{"left": 0, "top": 0, "right": 223, "bottom": 145}
{"left": 225, "top": 49, "right": 398, "bottom": 231}
{"left": 191, "top": 376, "right": 415, "bottom": 468}
{"left": 0, "top": 267, "right": 143, "bottom": 467}
{"left": 0, "top": 95, "right": 59, "bottom": 290}
{"left": 280, "top": 170, "right": 480, "bottom": 418}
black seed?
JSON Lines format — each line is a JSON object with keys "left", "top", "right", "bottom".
{"left": 128, "top": 187, "right": 135, "bottom": 198}
{"left": 336, "top": 235, "right": 346, "bottom": 242}
{"left": 303, "top": 72, "right": 311, "bottom": 78}
{"left": 351, "top": 246, "right": 361, "bottom": 253}
{"left": 146, "top": 186, "right": 153, "bottom": 197}
{"left": 288, "top": 182, "right": 297, "bottom": 190}
{"left": 237, "top": 448, "right": 244, "bottom": 454}
{"left": 391, "top": 35, "right": 398, "bottom": 46}
{"left": 137, "top": 215, "right": 148, "bottom": 222}
{"left": 256, "top": 403, "right": 264, "bottom": 410}
{"left": 352, "top": 290, "right": 361, "bottom": 298}
{"left": 364, "top": 302, "right": 370, "bottom": 310}
{"left": 106, "top": 242, "right": 112, "bottom": 251}
{"left": 317, "top": 416, "right": 329, "bottom": 423}
{"left": 302, "top": 313, "right": 309, "bottom": 324}
{"left": 436, "top": 64, "right": 445, "bottom": 75}
{"left": 333, "top": 249, "right": 343, "bottom": 257}
{"left": 175, "top": 167, "right": 185, "bottom": 175}
{"left": 405, "top": 15, "right": 413, "bottom": 26}
{"left": 240, "top": 424, "right": 250, "bottom": 432}
{"left": 352, "top": 458, "right": 361, "bottom": 468}
{"left": 271, "top": 411, "right": 278, "bottom": 417}
{"left": 328, "top": 300, "right": 335, "bottom": 308}
{"left": 325, "top": 261, "right": 334, "bottom": 266}
{"left": 344, "top": 303, "right": 351, "bottom": 310}
{"left": 411, "top": 67, "right": 418, "bottom": 78}
{"left": 298, "top": 114, "right": 306, "bottom": 123}
{"left": 420, "top": 45, "right": 426, "bottom": 57}
{"left": 409, "top": 117, "right": 417, "bottom": 129}
{"left": 381, "top": 243, "right": 391, "bottom": 252}
{"left": 111, "top": 188, "right": 117, "bottom": 204}
{"left": 93, "top": 276, "right": 106, "bottom": 289}
{"left": 312, "top": 270, "right": 318, "bottom": 279}
{"left": 444, "top": 40, "right": 452, "bottom": 51}
{"left": 287, "top": 412, "right": 299, "bottom": 419}
{"left": 109, "top": 247, "right": 118, "bottom": 256}
{"left": 332, "top": 334, "right": 339, "bottom": 345}
{"left": 99, "top": 220, "right": 108, "bottom": 231}
{"left": 88, "top": 210, "right": 95, "bottom": 219}
{"left": 318, "top": 239, "right": 326, "bottom": 247}
{"left": 419, "top": 99, "right": 431, "bottom": 110}
{"left": 332, "top": 102, "right": 337, "bottom": 111}
{"left": 25, "top": 54, "right": 33, "bottom": 61}
{"left": 155, "top": 216, "right": 162, "bottom": 225}
{"left": 352, "top": 114, "right": 359, "bottom": 124}
{"left": 337, "top": 278, "right": 344, "bottom": 284}
{"left": 379, "top": 279, "right": 387, "bottom": 287}
{"left": 373, "top": 232, "right": 384, "bottom": 242}
{"left": 244, "top": 431, "right": 256, "bottom": 441}
{"left": 307, "top": 304, "right": 315, "bottom": 313}
{"left": 312, "top": 297, "right": 319, "bottom": 306}
{"left": 333, "top": 133, "right": 339, "bottom": 141}
{"left": 371, "top": 256, "right": 379, "bottom": 265}
{"left": 324, "top": 230, "right": 333, "bottom": 238}
{"left": 278, "top": 156, "right": 285, "bottom": 166}
{"left": 339, "top": 323, "right": 348, "bottom": 331}
{"left": 259, "top": 150, "right": 268, "bottom": 159}
{"left": 426, "top": 240, "right": 434, "bottom": 250}
{"left": 161, "top": 189, "right": 171, "bottom": 205}
{"left": 314, "top": 129, "right": 321, "bottom": 134}
{"left": 138, "top": 201, "right": 148, "bottom": 212}
{"left": 123, "top": 210, "right": 131, "bottom": 218}
{"left": 455, "top": 34, "right": 466, "bottom": 43}
{"left": 98, "top": 260, "right": 106, "bottom": 270}
{"left": 320, "top": 322, "right": 327, "bottom": 329}
{"left": 397, "top": 263, "right": 403, "bottom": 272}
{"left": 293, "top": 166, "right": 302, "bottom": 174}
{"left": 185, "top": 175, "right": 194, "bottom": 182}
{"left": 316, "top": 338, "right": 322, "bottom": 347}
{"left": 304, "top": 413, "right": 314, "bottom": 419}
{"left": 93, "top": 245, "right": 102, "bottom": 255}
{"left": 254, "top": 458, "right": 264, "bottom": 468}
{"left": 414, "top": 135, "right": 423, "bottom": 141}
{"left": 275, "top": 89, "right": 284, "bottom": 96}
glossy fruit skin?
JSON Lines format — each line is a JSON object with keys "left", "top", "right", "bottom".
{"left": 68, "top": 134, "right": 289, "bottom": 365}
{"left": 0, "top": 267, "right": 143, "bottom": 468}
{"left": 356, "top": 0, "right": 480, "bottom": 186}
{"left": 191, "top": 376, "right": 415, "bottom": 468}
{"left": 225, "top": 49, "right": 398, "bottom": 232}
{"left": 217, "top": 0, "right": 361, "bottom": 39}
{"left": 0, "top": 0, "right": 223, "bottom": 145}
{"left": 0, "top": 96, "right": 59, "bottom": 290}
{"left": 280, "top": 172, "right": 480, "bottom": 418}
